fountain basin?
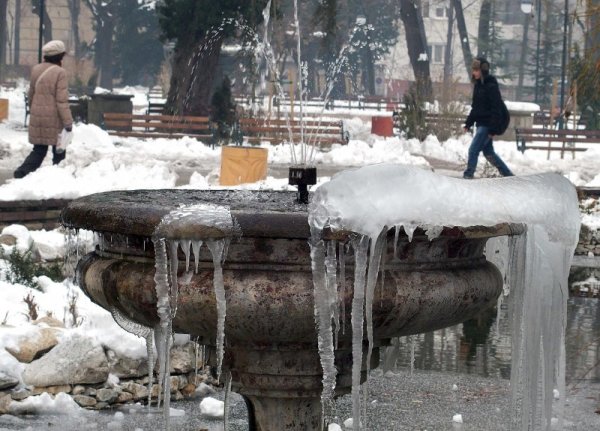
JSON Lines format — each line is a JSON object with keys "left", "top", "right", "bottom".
{"left": 62, "top": 189, "right": 523, "bottom": 430}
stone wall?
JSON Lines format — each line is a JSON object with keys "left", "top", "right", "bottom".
{"left": 576, "top": 224, "right": 600, "bottom": 256}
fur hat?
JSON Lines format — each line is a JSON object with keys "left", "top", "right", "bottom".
{"left": 42, "top": 40, "right": 66, "bottom": 57}
{"left": 471, "top": 57, "right": 490, "bottom": 75}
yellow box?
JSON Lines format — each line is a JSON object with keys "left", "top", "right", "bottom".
{"left": 220, "top": 145, "right": 268, "bottom": 186}
{"left": 0, "top": 99, "right": 8, "bottom": 121}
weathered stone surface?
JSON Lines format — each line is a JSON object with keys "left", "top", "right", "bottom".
{"left": 10, "top": 389, "right": 31, "bottom": 401}
{"left": 73, "top": 395, "right": 97, "bottom": 408}
{"left": 0, "top": 371, "right": 19, "bottom": 390}
{"left": 116, "top": 391, "right": 133, "bottom": 403}
{"left": 33, "top": 316, "right": 65, "bottom": 328}
{"left": 168, "top": 343, "right": 196, "bottom": 374}
{"left": 0, "top": 393, "right": 12, "bottom": 414}
{"left": 172, "top": 390, "right": 183, "bottom": 401}
{"left": 5, "top": 327, "right": 60, "bottom": 363}
{"left": 0, "top": 233, "right": 17, "bottom": 246}
{"left": 22, "top": 335, "right": 109, "bottom": 386}
{"left": 85, "top": 387, "right": 97, "bottom": 397}
{"left": 32, "top": 384, "right": 71, "bottom": 395}
{"left": 72, "top": 385, "right": 86, "bottom": 395}
{"left": 106, "top": 349, "right": 148, "bottom": 379}
{"left": 96, "top": 388, "right": 119, "bottom": 403}
{"left": 181, "top": 383, "right": 196, "bottom": 397}
{"left": 93, "top": 401, "right": 109, "bottom": 410}
{"left": 121, "top": 381, "right": 149, "bottom": 401}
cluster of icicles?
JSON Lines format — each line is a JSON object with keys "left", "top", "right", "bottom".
{"left": 67, "top": 165, "right": 580, "bottom": 431}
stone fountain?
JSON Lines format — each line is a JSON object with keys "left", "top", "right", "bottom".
{"left": 61, "top": 188, "right": 523, "bottom": 430}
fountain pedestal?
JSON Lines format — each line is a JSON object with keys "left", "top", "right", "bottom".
{"left": 63, "top": 190, "right": 521, "bottom": 430}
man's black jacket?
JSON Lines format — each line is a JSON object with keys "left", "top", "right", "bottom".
{"left": 465, "top": 75, "right": 503, "bottom": 135}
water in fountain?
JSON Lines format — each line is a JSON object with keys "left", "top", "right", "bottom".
{"left": 308, "top": 164, "right": 580, "bottom": 430}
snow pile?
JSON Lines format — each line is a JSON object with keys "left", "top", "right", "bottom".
{"left": 9, "top": 392, "right": 83, "bottom": 415}
{"left": 199, "top": 397, "right": 224, "bottom": 418}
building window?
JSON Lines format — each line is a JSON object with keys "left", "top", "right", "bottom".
{"left": 427, "top": 44, "right": 445, "bottom": 64}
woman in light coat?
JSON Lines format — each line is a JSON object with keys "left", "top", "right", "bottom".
{"left": 14, "top": 40, "right": 73, "bottom": 179}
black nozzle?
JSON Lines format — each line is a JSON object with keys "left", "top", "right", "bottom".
{"left": 289, "top": 167, "right": 317, "bottom": 204}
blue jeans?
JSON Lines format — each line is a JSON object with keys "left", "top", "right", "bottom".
{"left": 463, "top": 126, "right": 513, "bottom": 178}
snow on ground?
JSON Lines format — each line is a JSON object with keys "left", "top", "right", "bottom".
{"left": 0, "top": 85, "right": 598, "bottom": 421}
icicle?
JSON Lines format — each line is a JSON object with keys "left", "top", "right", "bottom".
{"left": 181, "top": 239, "right": 192, "bottom": 272}
{"left": 339, "top": 242, "right": 346, "bottom": 336}
{"left": 192, "top": 240, "right": 203, "bottom": 273}
{"left": 363, "top": 229, "right": 387, "bottom": 404}
{"left": 350, "top": 235, "right": 370, "bottom": 431}
{"left": 310, "top": 233, "right": 337, "bottom": 413}
{"left": 168, "top": 240, "right": 180, "bottom": 317}
{"left": 206, "top": 239, "right": 229, "bottom": 381}
{"left": 146, "top": 332, "right": 155, "bottom": 407}
{"left": 326, "top": 241, "right": 339, "bottom": 350}
{"left": 404, "top": 224, "right": 417, "bottom": 243}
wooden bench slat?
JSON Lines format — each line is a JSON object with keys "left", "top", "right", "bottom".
{"left": 111, "top": 131, "right": 213, "bottom": 140}
{"left": 103, "top": 113, "right": 210, "bottom": 123}
{"left": 104, "top": 121, "right": 211, "bottom": 131}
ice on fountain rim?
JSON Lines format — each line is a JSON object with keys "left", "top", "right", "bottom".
{"left": 153, "top": 203, "right": 240, "bottom": 240}
{"left": 309, "top": 164, "right": 580, "bottom": 246}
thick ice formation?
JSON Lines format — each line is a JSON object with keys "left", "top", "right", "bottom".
{"left": 152, "top": 203, "right": 237, "bottom": 430}
{"left": 308, "top": 164, "right": 580, "bottom": 431}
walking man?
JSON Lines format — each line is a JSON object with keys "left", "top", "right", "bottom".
{"left": 463, "top": 57, "right": 513, "bottom": 179}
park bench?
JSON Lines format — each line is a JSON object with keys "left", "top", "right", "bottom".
{"left": 102, "top": 113, "right": 213, "bottom": 141}
{"left": 24, "top": 93, "right": 86, "bottom": 125}
{"left": 146, "top": 86, "right": 166, "bottom": 115}
{"left": 515, "top": 127, "right": 600, "bottom": 158}
{"left": 237, "top": 117, "right": 349, "bottom": 146}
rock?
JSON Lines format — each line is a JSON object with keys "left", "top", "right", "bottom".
{"left": 0, "top": 233, "right": 17, "bottom": 246}
{"left": 169, "top": 343, "right": 196, "bottom": 374}
{"left": 0, "top": 372, "right": 19, "bottom": 390}
{"left": 33, "top": 316, "right": 65, "bottom": 328}
{"left": 106, "top": 349, "right": 148, "bottom": 379}
{"left": 73, "top": 395, "right": 97, "bottom": 408}
{"left": 10, "top": 389, "right": 31, "bottom": 401}
{"left": 93, "top": 401, "right": 109, "bottom": 410}
{"left": 172, "top": 391, "right": 184, "bottom": 401}
{"left": 5, "top": 327, "right": 60, "bottom": 363}
{"left": 85, "top": 387, "right": 97, "bottom": 397}
{"left": 116, "top": 391, "right": 133, "bottom": 403}
{"left": 72, "top": 385, "right": 86, "bottom": 395}
{"left": 181, "top": 383, "right": 196, "bottom": 397}
{"left": 0, "top": 393, "right": 12, "bottom": 414}
{"left": 32, "top": 384, "right": 71, "bottom": 395}
{"left": 22, "top": 335, "right": 109, "bottom": 386}
{"left": 121, "top": 382, "right": 149, "bottom": 401}
{"left": 96, "top": 388, "right": 119, "bottom": 403}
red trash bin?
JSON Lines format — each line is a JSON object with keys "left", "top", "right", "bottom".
{"left": 371, "top": 116, "right": 394, "bottom": 137}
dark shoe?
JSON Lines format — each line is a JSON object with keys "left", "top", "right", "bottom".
{"left": 13, "top": 169, "right": 26, "bottom": 179}
{"left": 462, "top": 175, "right": 474, "bottom": 179}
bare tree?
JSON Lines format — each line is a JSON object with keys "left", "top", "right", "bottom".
{"left": 66, "top": 0, "right": 81, "bottom": 59}
{"left": 399, "top": 0, "right": 432, "bottom": 101}
{"left": 451, "top": 0, "right": 473, "bottom": 79}
{"left": 84, "top": 0, "right": 117, "bottom": 89}
{"left": 0, "top": 0, "right": 7, "bottom": 80}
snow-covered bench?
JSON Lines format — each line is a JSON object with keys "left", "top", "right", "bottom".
{"left": 238, "top": 117, "right": 349, "bottom": 146}
{"left": 515, "top": 128, "right": 600, "bottom": 158}
{"left": 102, "top": 113, "right": 213, "bottom": 142}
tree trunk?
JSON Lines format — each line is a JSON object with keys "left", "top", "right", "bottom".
{"left": 166, "top": 35, "right": 225, "bottom": 116}
{"left": 399, "top": 0, "right": 432, "bottom": 101}
{"left": 517, "top": 12, "right": 531, "bottom": 99}
{"left": 0, "top": 0, "right": 7, "bottom": 76}
{"left": 477, "top": 0, "right": 492, "bottom": 57}
{"left": 14, "top": 0, "right": 21, "bottom": 65}
{"left": 96, "top": 14, "right": 115, "bottom": 89}
{"left": 442, "top": 6, "right": 454, "bottom": 103}
{"left": 67, "top": 0, "right": 81, "bottom": 59}
{"left": 451, "top": 0, "right": 473, "bottom": 79}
